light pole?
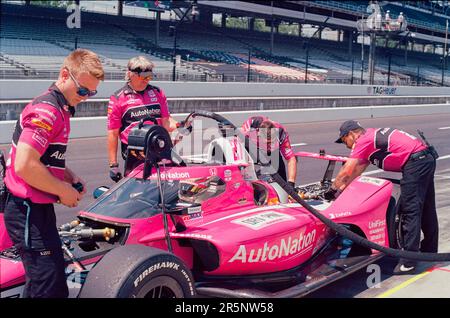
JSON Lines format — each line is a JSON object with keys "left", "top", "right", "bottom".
{"left": 351, "top": 57, "right": 354, "bottom": 84}
{"left": 247, "top": 49, "right": 251, "bottom": 82}
{"left": 387, "top": 53, "right": 391, "bottom": 86}
{"left": 169, "top": 26, "right": 178, "bottom": 82}
{"left": 304, "top": 43, "right": 309, "bottom": 83}
{"left": 442, "top": 19, "right": 448, "bottom": 86}
{"left": 169, "top": 1, "right": 199, "bottom": 82}
{"left": 304, "top": 18, "right": 329, "bottom": 84}
{"left": 360, "top": 12, "right": 365, "bottom": 84}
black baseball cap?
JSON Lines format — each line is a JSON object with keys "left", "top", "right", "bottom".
{"left": 335, "top": 120, "right": 363, "bottom": 143}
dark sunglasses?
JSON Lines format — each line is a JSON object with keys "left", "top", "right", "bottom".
{"left": 67, "top": 69, "right": 97, "bottom": 97}
{"left": 130, "top": 67, "right": 153, "bottom": 78}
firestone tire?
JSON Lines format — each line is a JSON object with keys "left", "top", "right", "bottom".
{"left": 78, "top": 245, "right": 196, "bottom": 298}
{"left": 386, "top": 196, "right": 403, "bottom": 249}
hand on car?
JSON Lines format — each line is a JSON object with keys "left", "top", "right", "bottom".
{"left": 177, "top": 120, "right": 193, "bottom": 135}
{"left": 109, "top": 164, "right": 123, "bottom": 183}
{"left": 71, "top": 175, "right": 86, "bottom": 195}
{"left": 323, "top": 187, "right": 339, "bottom": 201}
{"left": 58, "top": 182, "right": 82, "bottom": 208}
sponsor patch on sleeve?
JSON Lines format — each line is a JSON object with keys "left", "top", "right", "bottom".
{"left": 32, "top": 132, "right": 48, "bottom": 148}
{"left": 31, "top": 118, "right": 53, "bottom": 131}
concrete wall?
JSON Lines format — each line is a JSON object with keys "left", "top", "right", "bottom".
{"left": 1, "top": 104, "right": 450, "bottom": 144}
{"left": 1, "top": 80, "right": 450, "bottom": 100}
{"left": 2, "top": 96, "right": 450, "bottom": 120}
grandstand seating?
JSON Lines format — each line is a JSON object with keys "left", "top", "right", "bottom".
{"left": 0, "top": 2, "right": 448, "bottom": 85}
{"left": 0, "top": 4, "right": 208, "bottom": 80}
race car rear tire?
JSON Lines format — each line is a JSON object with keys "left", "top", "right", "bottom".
{"left": 78, "top": 245, "right": 196, "bottom": 298}
{"left": 386, "top": 196, "right": 403, "bottom": 249}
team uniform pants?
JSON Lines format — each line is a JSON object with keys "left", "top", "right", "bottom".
{"left": 399, "top": 153, "right": 439, "bottom": 266}
{"left": 3, "top": 195, "right": 68, "bottom": 298}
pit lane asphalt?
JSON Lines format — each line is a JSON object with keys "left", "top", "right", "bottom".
{"left": 1, "top": 112, "right": 449, "bottom": 298}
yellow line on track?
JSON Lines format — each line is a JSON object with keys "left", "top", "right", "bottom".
{"left": 376, "top": 270, "right": 432, "bottom": 298}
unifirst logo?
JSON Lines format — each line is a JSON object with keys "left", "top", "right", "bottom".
{"left": 228, "top": 229, "right": 316, "bottom": 263}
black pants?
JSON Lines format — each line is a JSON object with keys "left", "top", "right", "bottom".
{"left": 3, "top": 195, "right": 68, "bottom": 298}
{"left": 399, "top": 153, "right": 438, "bottom": 266}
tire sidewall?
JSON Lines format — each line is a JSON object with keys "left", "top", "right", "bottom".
{"left": 387, "top": 196, "right": 403, "bottom": 249}
{"left": 117, "top": 253, "right": 196, "bottom": 298}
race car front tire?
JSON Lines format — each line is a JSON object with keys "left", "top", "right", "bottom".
{"left": 78, "top": 244, "right": 196, "bottom": 298}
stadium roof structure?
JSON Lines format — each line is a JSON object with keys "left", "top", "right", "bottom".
{"left": 195, "top": 1, "right": 449, "bottom": 45}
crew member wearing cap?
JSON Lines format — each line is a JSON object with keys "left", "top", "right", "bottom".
{"left": 326, "top": 120, "right": 438, "bottom": 274}
{"left": 241, "top": 116, "right": 297, "bottom": 187}
{"left": 3, "top": 49, "right": 104, "bottom": 297}
{"left": 107, "top": 56, "right": 182, "bottom": 182}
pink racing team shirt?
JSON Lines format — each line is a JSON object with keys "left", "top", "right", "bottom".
{"left": 241, "top": 116, "right": 295, "bottom": 160}
{"left": 107, "top": 84, "right": 170, "bottom": 144}
{"left": 5, "top": 84, "right": 71, "bottom": 204}
{"left": 350, "top": 128, "right": 427, "bottom": 172}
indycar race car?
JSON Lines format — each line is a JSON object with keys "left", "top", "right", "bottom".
{"left": 0, "top": 111, "right": 403, "bottom": 298}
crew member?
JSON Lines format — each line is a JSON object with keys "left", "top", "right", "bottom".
{"left": 241, "top": 116, "right": 297, "bottom": 187}
{"left": 107, "top": 56, "right": 181, "bottom": 182}
{"left": 3, "top": 49, "right": 104, "bottom": 297}
{"left": 326, "top": 120, "right": 438, "bottom": 274}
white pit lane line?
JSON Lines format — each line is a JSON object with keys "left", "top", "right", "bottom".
{"left": 438, "top": 127, "right": 450, "bottom": 130}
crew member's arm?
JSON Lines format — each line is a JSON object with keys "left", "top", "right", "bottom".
{"left": 280, "top": 129, "right": 297, "bottom": 186}
{"left": 161, "top": 116, "right": 179, "bottom": 133}
{"left": 159, "top": 89, "right": 180, "bottom": 133}
{"left": 107, "top": 95, "right": 122, "bottom": 166}
{"left": 332, "top": 158, "right": 369, "bottom": 191}
{"left": 15, "top": 143, "right": 80, "bottom": 207}
{"left": 107, "top": 129, "right": 120, "bottom": 166}
{"left": 287, "top": 157, "right": 297, "bottom": 185}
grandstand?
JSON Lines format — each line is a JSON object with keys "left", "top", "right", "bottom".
{"left": 0, "top": 1, "right": 448, "bottom": 86}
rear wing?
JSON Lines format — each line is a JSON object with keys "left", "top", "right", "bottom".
{"left": 294, "top": 151, "right": 348, "bottom": 163}
{"left": 294, "top": 151, "right": 348, "bottom": 184}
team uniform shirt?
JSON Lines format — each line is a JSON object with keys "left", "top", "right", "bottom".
{"left": 107, "top": 83, "right": 170, "bottom": 145}
{"left": 350, "top": 128, "right": 427, "bottom": 172}
{"left": 5, "top": 84, "right": 71, "bottom": 204}
{"left": 241, "top": 116, "right": 295, "bottom": 160}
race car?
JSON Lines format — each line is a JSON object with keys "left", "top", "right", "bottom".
{"left": 0, "top": 110, "right": 402, "bottom": 298}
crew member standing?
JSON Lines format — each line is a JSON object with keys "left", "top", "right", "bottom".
{"left": 241, "top": 116, "right": 297, "bottom": 187}
{"left": 326, "top": 120, "right": 438, "bottom": 274}
{"left": 3, "top": 49, "right": 104, "bottom": 297}
{"left": 107, "top": 56, "right": 181, "bottom": 182}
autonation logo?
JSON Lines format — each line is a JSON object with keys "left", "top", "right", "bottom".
{"left": 229, "top": 229, "right": 316, "bottom": 263}
{"left": 160, "top": 172, "right": 190, "bottom": 179}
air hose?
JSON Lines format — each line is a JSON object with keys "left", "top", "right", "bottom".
{"left": 271, "top": 173, "right": 450, "bottom": 262}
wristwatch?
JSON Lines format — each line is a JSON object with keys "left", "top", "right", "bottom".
{"left": 109, "top": 163, "right": 119, "bottom": 168}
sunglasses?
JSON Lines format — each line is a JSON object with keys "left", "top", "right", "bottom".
{"left": 130, "top": 67, "right": 153, "bottom": 79}
{"left": 67, "top": 69, "right": 97, "bottom": 97}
